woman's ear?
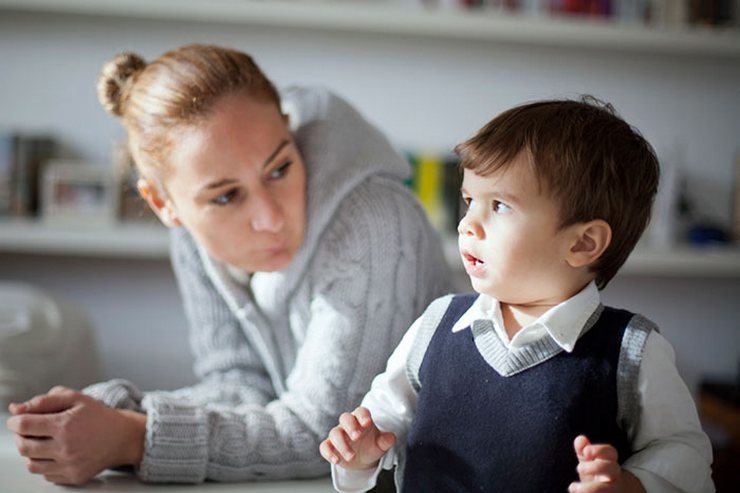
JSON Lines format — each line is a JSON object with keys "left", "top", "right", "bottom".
{"left": 566, "top": 219, "right": 612, "bottom": 269}
{"left": 136, "top": 178, "right": 181, "bottom": 228}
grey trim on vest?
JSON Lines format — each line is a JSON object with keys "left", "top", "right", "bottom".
{"left": 471, "top": 304, "right": 605, "bottom": 377}
{"left": 406, "top": 294, "right": 455, "bottom": 393}
{"left": 616, "top": 314, "right": 656, "bottom": 435}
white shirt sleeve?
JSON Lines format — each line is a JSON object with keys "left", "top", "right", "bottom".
{"left": 331, "top": 317, "right": 422, "bottom": 492}
{"left": 623, "top": 331, "right": 715, "bottom": 493}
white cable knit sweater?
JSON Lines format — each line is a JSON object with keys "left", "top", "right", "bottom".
{"left": 84, "top": 87, "right": 452, "bottom": 482}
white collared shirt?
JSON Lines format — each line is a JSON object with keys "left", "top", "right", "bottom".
{"left": 332, "top": 282, "right": 714, "bottom": 493}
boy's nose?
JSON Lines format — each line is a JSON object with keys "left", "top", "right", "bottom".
{"left": 250, "top": 190, "right": 284, "bottom": 233}
{"left": 458, "top": 215, "right": 484, "bottom": 239}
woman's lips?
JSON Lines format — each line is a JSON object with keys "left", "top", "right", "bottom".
{"left": 461, "top": 250, "right": 486, "bottom": 278}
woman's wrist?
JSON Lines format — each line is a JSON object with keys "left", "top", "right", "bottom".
{"left": 116, "top": 409, "right": 147, "bottom": 466}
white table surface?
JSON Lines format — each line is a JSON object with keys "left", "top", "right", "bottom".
{"left": 1, "top": 415, "right": 334, "bottom": 492}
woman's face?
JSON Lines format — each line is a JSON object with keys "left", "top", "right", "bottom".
{"left": 162, "top": 93, "right": 306, "bottom": 272}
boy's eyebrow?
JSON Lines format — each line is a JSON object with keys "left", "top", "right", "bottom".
{"left": 460, "top": 186, "right": 520, "bottom": 205}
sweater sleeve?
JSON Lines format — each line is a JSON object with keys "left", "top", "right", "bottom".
{"left": 136, "top": 178, "right": 451, "bottom": 483}
{"left": 83, "top": 229, "right": 276, "bottom": 411}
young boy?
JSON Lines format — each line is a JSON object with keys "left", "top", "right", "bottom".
{"left": 320, "top": 98, "right": 714, "bottom": 493}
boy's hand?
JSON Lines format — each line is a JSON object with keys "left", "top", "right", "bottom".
{"left": 569, "top": 435, "right": 645, "bottom": 493}
{"left": 319, "top": 406, "right": 396, "bottom": 470}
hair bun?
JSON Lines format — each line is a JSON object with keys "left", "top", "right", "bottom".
{"left": 97, "top": 52, "right": 146, "bottom": 117}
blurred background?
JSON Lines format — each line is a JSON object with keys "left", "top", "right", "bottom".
{"left": 0, "top": 0, "right": 739, "bottom": 487}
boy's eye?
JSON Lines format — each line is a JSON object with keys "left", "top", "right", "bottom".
{"left": 493, "top": 201, "right": 512, "bottom": 214}
{"left": 211, "top": 189, "right": 238, "bottom": 206}
{"left": 268, "top": 160, "right": 292, "bottom": 180}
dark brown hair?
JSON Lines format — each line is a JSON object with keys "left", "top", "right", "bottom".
{"left": 455, "top": 97, "right": 659, "bottom": 289}
{"left": 97, "top": 44, "right": 281, "bottom": 181}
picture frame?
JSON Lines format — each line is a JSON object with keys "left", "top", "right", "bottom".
{"left": 41, "top": 160, "right": 118, "bottom": 226}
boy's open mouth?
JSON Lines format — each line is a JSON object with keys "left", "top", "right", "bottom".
{"left": 463, "top": 252, "right": 484, "bottom": 266}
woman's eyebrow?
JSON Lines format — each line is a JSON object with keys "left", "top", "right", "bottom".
{"left": 263, "top": 139, "right": 290, "bottom": 168}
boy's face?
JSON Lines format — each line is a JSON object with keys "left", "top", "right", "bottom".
{"left": 458, "top": 155, "right": 578, "bottom": 306}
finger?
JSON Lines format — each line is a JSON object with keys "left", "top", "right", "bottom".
{"left": 376, "top": 431, "right": 396, "bottom": 452}
{"left": 319, "top": 439, "right": 341, "bottom": 465}
{"left": 24, "top": 458, "right": 58, "bottom": 476}
{"left": 13, "top": 392, "right": 77, "bottom": 415}
{"left": 352, "top": 406, "right": 373, "bottom": 428}
{"left": 569, "top": 481, "right": 610, "bottom": 493}
{"left": 328, "top": 427, "right": 355, "bottom": 462}
{"left": 338, "top": 412, "right": 363, "bottom": 441}
{"left": 584, "top": 444, "right": 618, "bottom": 462}
{"left": 6, "top": 414, "right": 58, "bottom": 438}
{"left": 15, "top": 436, "right": 56, "bottom": 460}
{"left": 573, "top": 435, "right": 591, "bottom": 461}
{"left": 577, "top": 460, "right": 621, "bottom": 482}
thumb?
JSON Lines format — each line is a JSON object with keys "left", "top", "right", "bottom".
{"left": 376, "top": 431, "right": 397, "bottom": 452}
{"left": 10, "top": 391, "right": 79, "bottom": 415}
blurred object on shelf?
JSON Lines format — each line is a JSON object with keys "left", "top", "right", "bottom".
{"left": 0, "top": 282, "right": 101, "bottom": 408}
{"left": 689, "top": 0, "right": 736, "bottom": 26}
{"left": 699, "top": 373, "right": 740, "bottom": 493}
{"left": 113, "top": 140, "right": 157, "bottom": 223}
{"left": 734, "top": 151, "right": 740, "bottom": 242}
{"left": 40, "top": 160, "right": 118, "bottom": 227}
{"left": 688, "top": 223, "right": 731, "bottom": 246}
{"left": 648, "top": 157, "right": 682, "bottom": 248}
{"left": 0, "top": 130, "right": 57, "bottom": 219}
{"left": 405, "top": 150, "right": 462, "bottom": 234}
{"left": 406, "top": 0, "right": 738, "bottom": 29}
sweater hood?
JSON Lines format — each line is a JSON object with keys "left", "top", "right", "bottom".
{"left": 277, "top": 86, "right": 411, "bottom": 284}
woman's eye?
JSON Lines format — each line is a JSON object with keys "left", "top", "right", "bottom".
{"left": 268, "top": 160, "right": 292, "bottom": 180}
{"left": 493, "top": 201, "right": 512, "bottom": 213}
{"left": 211, "top": 189, "right": 238, "bottom": 206}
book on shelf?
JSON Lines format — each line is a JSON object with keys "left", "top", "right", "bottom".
{"left": 405, "top": 150, "right": 463, "bottom": 234}
{"left": 0, "top": 131, "right": 57, "bottom": 219}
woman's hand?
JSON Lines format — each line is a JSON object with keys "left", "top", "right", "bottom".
{"left": 6, "top": 386, "right": 147, "bottom": 486}
{"left": 569, "top": 435, "right": 646, "bottom": 493}
{"left": 319, "top": 406, "right": 396, "bottom": 471}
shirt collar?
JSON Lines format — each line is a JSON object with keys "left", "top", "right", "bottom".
{"left": 451, "top": 281, "right": 601, "bottom": 353}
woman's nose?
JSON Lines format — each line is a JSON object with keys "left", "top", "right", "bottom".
{"left": 250, "top": 190, "right": 284, "bottom": 233}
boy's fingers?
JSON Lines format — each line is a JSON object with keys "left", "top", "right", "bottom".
{"left": 569, "top": 481, "right": 609, "bottom": 493}
{"left": 577, "top": 459, "right": 620, "bottom": 482}
{"left": 573, "top": 435, "right": 591, "bottom": 460}
{"left": 319, "top": 439, "right": 340, "bottom": 465}
{"left": 352, "top": 407, "right": 372, "bottom": 428}
{"left": 376, "top": 431, "right": 396, "bottom": 452}
{"left": 584, "top": 444, "right": 618, "bottom": 462}
{"left": 338, "top": 412, "right": 362, "bottom": 441}
{"left": 328, "top": 427, "right": 356, "bottom": 462}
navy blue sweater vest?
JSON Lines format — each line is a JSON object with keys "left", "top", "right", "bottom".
{"left": 402, "top": 294, "right": 632, "bottom": 493}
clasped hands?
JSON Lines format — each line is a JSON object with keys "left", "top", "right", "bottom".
{"left": 5, "top": 386, "right": 146, "bottom": 485}
{"left": 320, "top": 406, "right": 646, "bottom": 493}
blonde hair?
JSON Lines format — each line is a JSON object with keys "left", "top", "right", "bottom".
{"left": 97, "top": 44, "right": 280, "bottom": 180}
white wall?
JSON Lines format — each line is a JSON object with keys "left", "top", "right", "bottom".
{"left": 1, "top": 11, "right": 739, "bottom": 393}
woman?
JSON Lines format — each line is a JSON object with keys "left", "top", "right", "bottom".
{"left": 7, "top": 44, "right": 450, "bottom": 485}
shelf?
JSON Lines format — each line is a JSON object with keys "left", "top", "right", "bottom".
{"left": 0, "top": 0, "right": 739, "bottom": 58}
{"left": 0, "top": 219, "right": 170, "bottom": 259}
{"left": 2, "top": 221, "right": 739, "bottom": 275}
{"left": 441, "top": 235, "right": 740, "bottom": 278}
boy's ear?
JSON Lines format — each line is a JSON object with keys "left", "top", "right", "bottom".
{"left": 137, "top": 178, "right": 182, "bottom": 228}
{"left": 566, "top": 219, "right": 612, "bottom": 268}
